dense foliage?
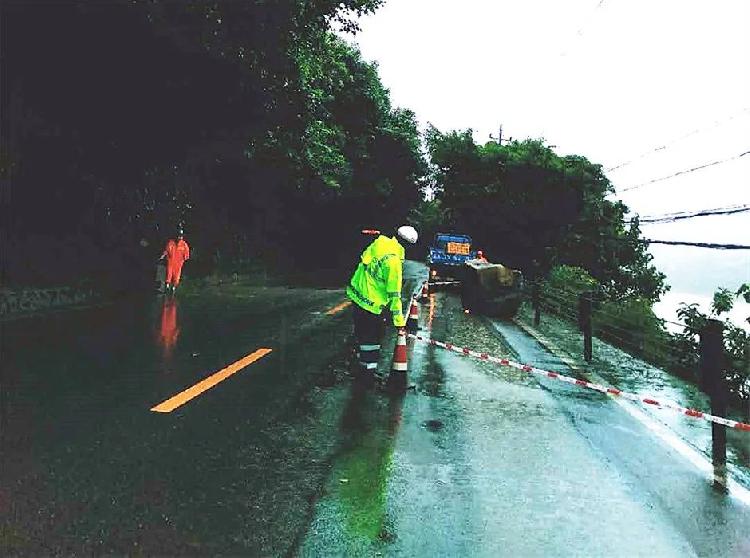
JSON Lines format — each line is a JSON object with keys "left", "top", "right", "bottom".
{"left": 541, "top": 265, "right": 671, "bottom": 361}
{"left": 673, "top": 284, "right": 750, "bottom": 402}
{"left": 3, "top": 1, "right": 742, "bottom": 404}
{"left": 1, "top": 0, "right": 424, "bottom": 287}
{"left": 537, "top": 267, "right": 749, "bottom": 404}
{"left": 420, "top": 129, "right": 667, "bottom": 302}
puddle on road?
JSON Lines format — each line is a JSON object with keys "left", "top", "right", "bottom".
{"left": 415, "top": 346, "right": 447, "bottom": 398}
{"left": 421, "top": 419, "right": 444, "bottom": 432}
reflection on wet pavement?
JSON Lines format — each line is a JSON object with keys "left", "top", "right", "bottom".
{"left": 0, "top": 285, "right": 356, "bottom": 555}
{"left": 157, "top": 298, "right": 180, "bottom": 359}
{"left": 336, "top": 386, "right": 405, "bottom": 544}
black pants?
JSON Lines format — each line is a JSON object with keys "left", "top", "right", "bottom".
{"left": 353, "top": 304, "right": 385, "bottom": 376}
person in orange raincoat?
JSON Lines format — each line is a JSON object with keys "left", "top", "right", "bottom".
{"left": 160, "top": 229, "right": 190, "bottom": 295}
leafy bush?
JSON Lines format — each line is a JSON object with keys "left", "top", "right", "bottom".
{"left": 538, "top": 265, "right": 597, "bottom": 319}
{"left": 675, "top": 284, "right": 750, "bottom": 403}
{"left": 593, "top": 297, "right": 673, "bottom": 368}
{"left": 547, "top": 265, "right": 598, "bottom": 293}
{"left": 537, "top": 269, "right": 748, "bottom": 405}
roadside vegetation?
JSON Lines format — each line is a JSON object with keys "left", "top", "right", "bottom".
{"left": 4, "top": 0, "right": 743, "bottom": 401}
{"left": 410, "top": 129, "right": 747, "bottom": 405}
{"left": 2, "top": 0, "right": 421, "bottom": 289}
{"left": 532, "top": 265, "right": 749, "bottom": 406}
{"left": 3, "top": 1, "right": 664, "bottom": 301}
{"left": 416, "top": 130, "right": 666, "bottom": 302}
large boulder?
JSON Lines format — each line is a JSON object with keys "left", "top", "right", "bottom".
{"left": 462, "top": 260, "right": 524, "bottom": 318}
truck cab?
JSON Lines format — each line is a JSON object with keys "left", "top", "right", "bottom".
{"left": 427, "top": 233, "right": 477, "bottom": 282}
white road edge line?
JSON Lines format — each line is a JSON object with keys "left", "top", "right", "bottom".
{"left": 513, "top": 319, "right": 750, "bottom": 508}
{"left": 605, "top": 384, "right": 750, "bottom": 507}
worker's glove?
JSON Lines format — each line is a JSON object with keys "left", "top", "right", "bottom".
{"left": 397, "top": 327, "right": 406, "bottom": 336}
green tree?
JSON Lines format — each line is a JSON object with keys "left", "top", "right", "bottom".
{"left": 2, "top": 0, "right": 428, "bottom": 286}
{"left": 425, "top": 129, "right": 666, "bottom": 302}
{"left": 675, "top": 286, "right": 749, "bottom": 403}
{"left": 408, "top": 198, "right": 447, "bottom": 257}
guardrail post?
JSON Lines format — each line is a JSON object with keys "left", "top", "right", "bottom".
{"left": 579, "top": 292, "right": 592, "bottom": 362}
{"left": 280, "top": 311, "right": 288, "bottom": 374}
{"left": 532, "top": 281, "right": 541, "bottom": 327}
{"left": 700, "top": 318, "right": 727, "bottom": 490}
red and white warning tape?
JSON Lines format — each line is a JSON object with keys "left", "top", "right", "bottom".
{"left": 408, "top": 333, "right": 750, "bottom": 433}
{"left": 428, "top": 280, "right": 461, "bottom": 287}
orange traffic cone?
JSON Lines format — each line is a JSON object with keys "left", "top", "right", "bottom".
{"left": 419, "top": 281, "right": 429, "bottom": 302}
{"left": 387, "top": 329, "right": 408, "bottom": 393}
{"left": 406, "top": 299, "right": 420, "bottom": 334}
{"left": 392, "top": 329, "right": 408, "bottom": 373}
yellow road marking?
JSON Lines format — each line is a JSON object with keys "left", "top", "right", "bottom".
{"left": 325, "top": 300, "right": 352, "bottom": 315}
{"left": 151, "top": 348, "right": 273, "bottom": 413}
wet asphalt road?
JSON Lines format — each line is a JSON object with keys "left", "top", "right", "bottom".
{"left": 301, "top": 263, "right": 749, "bottom": 557}
{"left": 2, "top": 262, "right": 749, "bottom": 556}
{"left": 1, "top": 283, "right": 358, "bottom": 555}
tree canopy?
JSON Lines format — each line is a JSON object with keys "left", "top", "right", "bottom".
{"left": 2, "top": 1, "right": 664, "bottom": 302}
{"left": 1, "top": 0, "right": 422, "bottom": 285}
{"left": 422, "top": 129, "right": 666, "bottom": 302}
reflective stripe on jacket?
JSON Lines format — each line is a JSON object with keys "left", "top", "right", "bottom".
{"left": 346, "top": 235, "right": 406, "bottom": 327}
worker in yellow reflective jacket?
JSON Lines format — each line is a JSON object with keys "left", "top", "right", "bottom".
{"left": 346, "top": 225, "right": 418, "bottom": 386}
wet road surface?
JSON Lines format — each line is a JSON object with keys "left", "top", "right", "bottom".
{"left": 2, "top": 264, "right": 749, "bottom": 556}
{"left": 513, "top": 303, "right": 750, "bottom": 488}
{"left": 301, "top": 264, "right": 749, "bottom": 557}
{"left": 489, "top": 320, "right": 750, "bottom": 557}
{"left": 1, "top": 284, "right": 359, "bottom": 555}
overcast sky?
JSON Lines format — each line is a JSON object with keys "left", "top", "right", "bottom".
{"left": 347, "top": 0, "right": 749, "bottom": 324}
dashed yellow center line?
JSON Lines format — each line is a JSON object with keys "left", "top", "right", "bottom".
{"left": 325, "top": 300, "right": 351, "bottom": 315}
{"left": 151, "top": 348, "right": 273, "bottom": 413}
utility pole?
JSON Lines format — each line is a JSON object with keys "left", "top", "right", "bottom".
{"left": 491, "top": 124, "right": 507, "bottom": 145}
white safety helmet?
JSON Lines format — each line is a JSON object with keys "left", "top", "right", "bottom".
{"left": 397, "top": 225, "right": 418, "bottom": 244}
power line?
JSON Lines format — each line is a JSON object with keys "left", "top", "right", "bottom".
{"left": 619, "top": 150, "right": 750, "bottom": 192}
{"left": 606, "top": 108, "right": 750, "bottom": 173}
{"left": 645, "top": 239, "right": 750, "bottom": 250}
{"left": 559, "top": 0, "right": 606, "bottom": 57}
{"left": 639, "top": 204, "right": 750, "bottom": 224}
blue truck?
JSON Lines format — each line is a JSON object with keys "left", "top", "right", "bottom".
{"left": 427, "top": 232, "right": 477, "bottom": 283}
